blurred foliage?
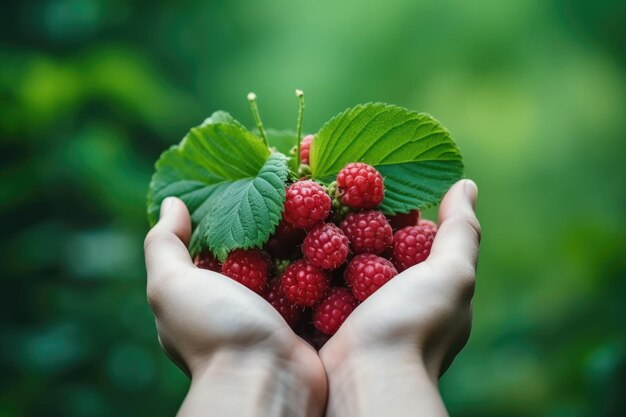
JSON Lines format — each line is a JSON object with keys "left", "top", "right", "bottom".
{"left": 1, "top": 0, "right": 625, "bottom": 416}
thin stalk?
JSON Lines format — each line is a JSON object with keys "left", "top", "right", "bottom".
{"left": 295, "top": 89, "right": 305, "bottom": 167}
{"left": 247, "top": 92, "right": 268, "bottom": 147}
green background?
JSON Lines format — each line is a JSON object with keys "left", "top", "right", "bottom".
{"left": 1, "top": 0, "right": 625, "bottom": 416}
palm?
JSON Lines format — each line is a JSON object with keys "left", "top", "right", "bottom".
{"left": 324, "top": 261, "right": 471, "bottom": 368}
{"left": 322, "top": 180, "right": 479, "bottom": 376}
{"left": 157, "top": 267, "right": 291, "bottom": 350}
{"left": 144, "top": 198, "right": 326, "bottom": 394}
{"left": 154, "top": 267, "right": 326, "bottom": 387}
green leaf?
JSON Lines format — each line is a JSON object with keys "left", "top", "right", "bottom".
{"left": 205, "top": 152, "right": 288, "bottom": 260}
{"left": 310, "top": 103, "right": 463, "bottom": 214}
{"left": 201, "top": 110, "right": 245, "bottom": 128}
{"left": 147, "top": 116, "right": 288, "bottom": 260}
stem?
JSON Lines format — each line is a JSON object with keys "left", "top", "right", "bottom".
{"left": 295, "top": 89, "right": 305, "bottom": 167}
{"left": 247, "top": 92, "right": 268, "bottom": 147}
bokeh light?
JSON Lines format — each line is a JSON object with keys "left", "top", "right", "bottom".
{"left": 1, "top": 0, "right": 625, "bottom": 416}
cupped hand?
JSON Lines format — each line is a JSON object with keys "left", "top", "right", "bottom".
{"left": 321, "top": 179, "right": 481, "bottom": 379}
{"left": 143, "top": 197, "right": 326, "bottom": 398}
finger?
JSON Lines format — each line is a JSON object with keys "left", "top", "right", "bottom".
{"left": 429, "top": 180, "right": 481, "bottom": 274}
{"left": 144, "top": 197, "right": 193, "bottom": 284}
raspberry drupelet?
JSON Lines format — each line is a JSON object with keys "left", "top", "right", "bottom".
{"left": 336, "top": 162, "right": 384, "bottom": 209}
{"left": 392, "top": 224, "right": 436, "bottom": 271}
{"left": 313, "top": 287, "right": 359, "bottom": 335}
{"left": 264, "top": 280, "right": 301, "bottom": 327}
{"left": 194, "top": 249, "right": 221, "bottom": 272}
{"left": 302, "top": 223, "right": 350, "bottom": 270}
{"left": 340, "top": 210, "right": 393, "bottom": 255}
{"left": 300, "top": 134, "right": 314, "bottom": 165}
{"left": 418, "top": 218, "right": 438, "bottom": 235}
{"left": 280, "top": 259, "right": 330, "bottom": 307}
{"left": 221, "top": 249, "right": 271, "bottom": 294}
{"left": 345, "top": 254, "right": 398, "bottom": 301}
{"left": 283, "top": 180, "right": 331, "bottom": 229}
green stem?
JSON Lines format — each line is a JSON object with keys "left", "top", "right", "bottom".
{"left": 247, "top": 92, "right": 268, "bottom": 147}
{"left": 295, "top": 89, "right": 305, "bottom": 167}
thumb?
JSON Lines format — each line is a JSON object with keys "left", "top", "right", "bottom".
{"left": 428, "top": 179, "right": 481, "bottom": 272}
{"left": 144, "top": 197, "right": 193, "bottom": 284}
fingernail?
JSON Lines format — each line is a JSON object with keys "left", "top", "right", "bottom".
{"left": 463, "top": 180, "right": 478, "bottom": 208}
{"left": 160, "top": 197, "right": 174, "bottom": 219}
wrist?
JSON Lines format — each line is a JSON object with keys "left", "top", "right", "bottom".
{"left": 321, "top": 325, "right": 446, "bottom": 382}
{"left": 320, "top": 341, "right": 447, "bottom": 417}
{"left": 183, "top": 346, "right": 325, "bottom": 417}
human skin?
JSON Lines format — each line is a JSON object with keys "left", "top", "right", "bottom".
{"left": 320, "top": 179, "right": 480, "bottom": 417}
{"left": 143, "top": 179, "right": 480, "bottom": 416}
{"left": 143, "top": 197, "right": 327, "bottom": 417}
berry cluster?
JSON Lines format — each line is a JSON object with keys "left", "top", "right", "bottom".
{"left": 193, "top": 136, "right": 438, "bottom": 346}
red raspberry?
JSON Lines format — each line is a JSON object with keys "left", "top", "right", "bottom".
{"left": 194, "top": 250, "right": 221, "bottom": 272}
{"left": 264, "top": 281, "right": 301, "bottom": 326}
{"left": 280, "top": 259, "right": 329, "bottom": 306}
{"left": 283, "top": 180, "right": 331, "bottom": 229}
{"left": 340, "top": 210, "right": 393, "bottom": 255}
{"left": 388, "top": 209, "right": 421, "bottom": 230}
{"left": 222, "top": 249, "right": 270, "bottom": 294}
{"left": 302, "top": 223, "right": 349, "bottom": 270}
{"left": 345, "top": 254, "right": 398, "bottom": 301}
{"left": 418, "top": 219, "right": 438, "bottom": 235}
{"left": 336, "top": 162, "right": 384, "bottom": 209}
{"left": 265, "top": 220, "right": 306, "bottom": 259}
{"left": 300, "top": 134, "right": 314, "bottom": 165}
{"left": 392, "top": 225, "right": 436, "bottom": 271}
{"left": 313, "top": 287, "right": 358, "bottom": 335}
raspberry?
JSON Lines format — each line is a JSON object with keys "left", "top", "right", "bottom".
{"left": 222, "top": 249, "right": 270, "bottom": 294}
{"left": 313, "top": 287, "right": 358, "bottom": 335}
{"left": 418, "top": 219, "right": 438, "bottom": 235}
{"left": 336, "top": 162, "right": 384, "bottom": 209}
{"left": 340, "top": 210, "right": 393, "bottom": 255}
{"left": 264, "top": 281, "right": 301, "bottom": 326}
{"left": 300, "top": 134, "right": 314, "bottom": 165}
{"left": 283, "top": 180, "right": 331, "bottom": 229}
{"left": 194, "top": 250, "right": 221, "bottom": 272}
{"left": 345, "top": 254, "right": 398, "bottom": 301}
{"left": 388, "top": 209, "right": 421, "bottom": 230}
{"left": 392, "top": 225, "right": 436, "bottom": 271}
{"left": 302, "top": 223, "right": 349, "bottom": 270}
{"left": 265, "top": 220, "right": 306, "bottom": 259}
{"left": 280, "top": 259, "right": 329, "bottom": 306}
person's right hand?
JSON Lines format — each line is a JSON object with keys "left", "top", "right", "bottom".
{"left": 320, "top": 179, "right": 481, "bottom": 417}
{"left": 144, "top": 197, "right": 326, "bottom": 416}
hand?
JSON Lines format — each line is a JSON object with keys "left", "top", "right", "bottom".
{"left": 144, "top": 197, "right": 326, "bottom": 416}
{"left": 320, "top": 179, "right": 480, "bottom": 417}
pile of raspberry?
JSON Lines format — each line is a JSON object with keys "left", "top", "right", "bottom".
{"left": 194, "top": 138, "right": 438, "bottom": 346}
